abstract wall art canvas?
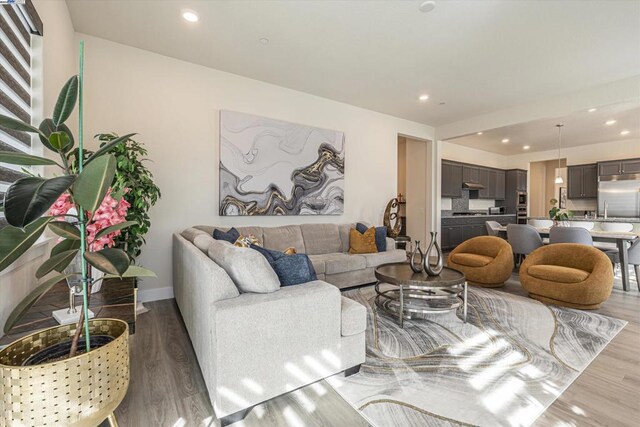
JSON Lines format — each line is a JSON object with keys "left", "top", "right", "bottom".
{"left": 219, "top": 111, "right": 345, "bottom": 216}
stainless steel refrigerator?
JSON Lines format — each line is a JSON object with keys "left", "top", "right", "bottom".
{"left": 598, "top": 176, "right": 640, "bottom": 218}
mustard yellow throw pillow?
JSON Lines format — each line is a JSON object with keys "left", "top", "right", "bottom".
{"left": 349, "top": 227, "right": 377, "bottom": 254}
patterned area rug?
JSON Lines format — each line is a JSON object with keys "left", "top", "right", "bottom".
{"left": 327, "top": 285, "right": 626, "bottom": 427}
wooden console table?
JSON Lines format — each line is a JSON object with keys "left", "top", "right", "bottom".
{"left": 0, "top": 277, "right": 136, "bottom": 346}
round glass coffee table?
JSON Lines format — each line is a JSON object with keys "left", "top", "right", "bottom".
{"left": 374, "top": 263, "right": 467, "bottom": 328}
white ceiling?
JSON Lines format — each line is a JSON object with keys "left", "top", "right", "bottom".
{"left": 64, "top": 0, "right": 640, "bottom": 127}
{"left": 445, "top": 101, "right": 640, "bottom": 155}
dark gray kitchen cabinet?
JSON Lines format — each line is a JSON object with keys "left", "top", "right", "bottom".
{"left": 463, "top": 224, "right": 486, "bottom": 241}
{"left": 478, "top": 168, "right": 491, "bottom": 198}
{"left": 516, "top": 170, "right": 527, "bottom": 192}
{"left": 582, "top": 164, "right": 598, "bottom": 198}
{"left": 568, "top": 164, "right": 597, "bottom": 199}
{"left": 441, "top": 161, "right": 463, "bottom": 198}
{"left": 463, "top": 166, "right": 480, "bottom": 184}
{"left": 495, "top": 170, "right": 505, "bottom": 200}
{"left": 441, "top": 226, "right": 463, "bottom": 250}
{"left": 598, "top": 161, "right": 622, "bottom": 176}
{"left": 622, "top": 159, "right": 640, "bottom": 174}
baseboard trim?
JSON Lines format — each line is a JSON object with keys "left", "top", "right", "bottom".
{"left": 138, "top": 286, "right": 174, "bottom": 302}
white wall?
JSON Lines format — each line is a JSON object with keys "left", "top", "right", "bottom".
{"left": 0, "top": 0, "right": 76, "bottom": 328}
{"left": 440, "top": 141, "right": 508, "bottom": 169}
{"left": 76, "top": 34, "right": 434, "bottom": 296}
{"left": 506, "top": 138, "right": 640, "bottom": 169}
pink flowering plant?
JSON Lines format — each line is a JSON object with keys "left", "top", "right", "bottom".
{"left": 0, "top": 75, "right": 155, "bottom": 357}
{"left": 50, "top": 188, "right": 131, "bottom": 251}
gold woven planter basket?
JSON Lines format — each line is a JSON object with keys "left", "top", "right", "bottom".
{"left": 0, "top": 319, "right": 129, "bottom": 427}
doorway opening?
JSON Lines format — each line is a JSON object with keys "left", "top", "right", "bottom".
{"left": 397, "top": 135, "right": 432, "bottom": 245}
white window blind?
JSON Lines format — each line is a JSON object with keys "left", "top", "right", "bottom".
{"left": 0, "top": 0, "right": 42, "bottom": 228}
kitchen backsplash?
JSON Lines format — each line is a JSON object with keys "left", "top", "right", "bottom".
{"left": 441, "top": 192, "right": 496, "bottom": 216}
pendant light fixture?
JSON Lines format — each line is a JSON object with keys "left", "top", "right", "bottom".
{"left": 554, "top": 124, "right": 564, "bottom": 184}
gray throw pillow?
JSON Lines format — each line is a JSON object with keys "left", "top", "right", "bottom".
{"left": 207, "top": 240, "right": 280, "bottom": 293}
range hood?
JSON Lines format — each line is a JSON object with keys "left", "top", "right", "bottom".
{"left": 462, "top": 182, "right": 485, "bottom": 190}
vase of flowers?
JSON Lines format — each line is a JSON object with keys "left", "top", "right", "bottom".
{"left": 0, "top": 43, "right": 154, "bottom": 426}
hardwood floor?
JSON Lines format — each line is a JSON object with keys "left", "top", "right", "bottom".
{"left": 109, "top": 271, "right": 639, "bottom": 426}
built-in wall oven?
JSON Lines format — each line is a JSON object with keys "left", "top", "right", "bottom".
{"left": 516, "top": 192, "right": 528, "bottom": 224}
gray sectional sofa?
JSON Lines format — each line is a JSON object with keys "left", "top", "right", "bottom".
{"left": 193, "top": 223, "right": 406, "bottom": 288}
{"left": 172, "top": 223, "right": 402, "bottom": 424}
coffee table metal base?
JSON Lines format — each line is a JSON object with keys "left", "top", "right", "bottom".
{"left": 374, "top": 281, "right": 468, "bottom": 328}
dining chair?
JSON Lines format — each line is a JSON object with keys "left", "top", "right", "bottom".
{"left": 600, "top": 222, "right": 634, "bottom": 233}
{"left": 530, "top": 219, "right": 553, "bottom": 228}
{"left": 485, "top": 221, "right": 503, "bottom": 237}
{"left": 549, "top": 226, "right": 593, "bottom": 245}
{"left": 569, "top": 221, "right": 595, "bottom": 230}
{"left": 507, "top": 224, "right": 544, "bottom": 267}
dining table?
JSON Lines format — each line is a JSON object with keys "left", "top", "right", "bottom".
{"left": 497, "top": 226, "right": 639, "bottom": 291}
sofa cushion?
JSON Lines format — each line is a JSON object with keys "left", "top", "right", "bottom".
{"left": 181, "top": 227, "right": 208, "bottom": 243}
{"left": 356, "top": 223, "right": 387, "bottom": 252}
{"left": 207, "top": 240, "right": 280, "bottom": 293}
{"left": 320, "top": 253, "right": 367, "bottom": 275}
{"left": 193, "top": 233, "right": 216, "bottom": 253}
{"left": 300, "top": 223, "right": 342, "bottom": 255}
{"left": 528, "top": 264, "right": 590, "bottom": 283}
{"left": 213, "top": 227, "right": 240, "bottom": 243}
{"left": 341, "top": 296, "right": 367, "bottom": 336}
{"left": 361, "top": 249, "right": 407, "bottom": 268}
{"left": 349, "top": 227, "right": 377, "bottom": 254}
{"left": 338, "top": 224, "right": 351, "bottom": 253}
{"left": 262, "top": 225, "right": 306, "bottom": 253}
{"left": 307, "top": 254, "right": 327, "bottom": 275}
{"left": 450, "top": 253, "right": 494, "bottom": 268}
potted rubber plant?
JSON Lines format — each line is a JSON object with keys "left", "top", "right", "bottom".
{"left": 0, "top": 46, "right": 154, "bottom": 426}
{"left": 549, "top": 198, "right": 569, "bottom": 226}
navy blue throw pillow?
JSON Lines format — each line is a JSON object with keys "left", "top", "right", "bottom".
{"left": 250, "top": 245, "right": 317, "bottom": 286}
{"left": 356, "top": 223, "right": 387, "bottom": 252}
{"left": 213, "top": 227, "right": 240, "bottom": 243}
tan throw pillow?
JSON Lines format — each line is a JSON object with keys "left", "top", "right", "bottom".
{"left": 234, "top": 234, "right": 260, "bottom": 248}
{"left": 349, "top": 227, "right": 377, "bottom": 254}
{"left": 283, "top": 247, "right": 297, "bottom": 255}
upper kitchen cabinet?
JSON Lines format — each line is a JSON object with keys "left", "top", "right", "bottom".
{"left": 495, "top": 170, "right": 506, "bottom": 200}
{"left": 568, "top": 164, "right": 597, "bottom": 199}
{"left": 598, "top": 158, "right": 640, "bottom": 176}
{"left": 441, "top": 161, "right": 463, "bottom": 198}
{"left": 462, "top": 165, "right": 480, "bottom": 184}
{"left": 478, "top": 168, "right": 491, "bottom": 198}
{"left": 516, "top": 170, "right": 527, "bottom": 192}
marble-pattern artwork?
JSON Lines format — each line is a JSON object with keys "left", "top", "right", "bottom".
{"left": 328, "top": 285, "right": 626, "bottom": 427}
{"left": 219, "top": 111, "right": 345, "bottom": 216}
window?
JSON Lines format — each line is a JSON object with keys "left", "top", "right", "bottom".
{"left": 0, "top": 0, "right": 42, "bottom": 228}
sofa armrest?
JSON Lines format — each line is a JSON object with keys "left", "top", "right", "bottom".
{"left": 212, "top": 280, "right": 343, "bottom": 417}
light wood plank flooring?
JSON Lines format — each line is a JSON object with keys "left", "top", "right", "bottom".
{"left": 109, "top": 272, "right": 639, "bottom": 426}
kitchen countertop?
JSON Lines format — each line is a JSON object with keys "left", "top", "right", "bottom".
{"left": 527, "top": 216, "right": 640, "bottom": 223}
{"left": 441, "top": 213, "right": 516, "bottom": 219}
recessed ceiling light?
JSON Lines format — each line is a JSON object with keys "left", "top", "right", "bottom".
{"left": 182, "top": 10, "right": 199, "bottom": 22}
{"left": 259, "top": 37, "right": 270, "bottom": 45}
{"left": 588, "top": 108, "right": 597, "bottom": 113}
{"left": 419, "top": 94, "right": 429, "bottom": 101}
{"left": 605, "top": 119, "right": 617, "bottom": 126}
{"left": 523, "top": 145, "right": 530, "bottom": 150}
{"left": 501, "top": 138, "right": 510, "bottom": 143}
{"left": 620, "top": 130, "right": 630, "bottom": 135}
{"left": 477, "top": 132, "right": 483, "bottom": 135}
{"left": 419, "top": 1, "right": 436, "bottom": 13}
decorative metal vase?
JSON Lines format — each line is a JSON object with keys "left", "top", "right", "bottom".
{"left": 409, "top": 240, "right": 424, "bottom": 273}
{"left": 0, "top": 319, "right": 129, "bottom": 427}
{"left": 423, "top": 232, "right": 444, "bottom": 276}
